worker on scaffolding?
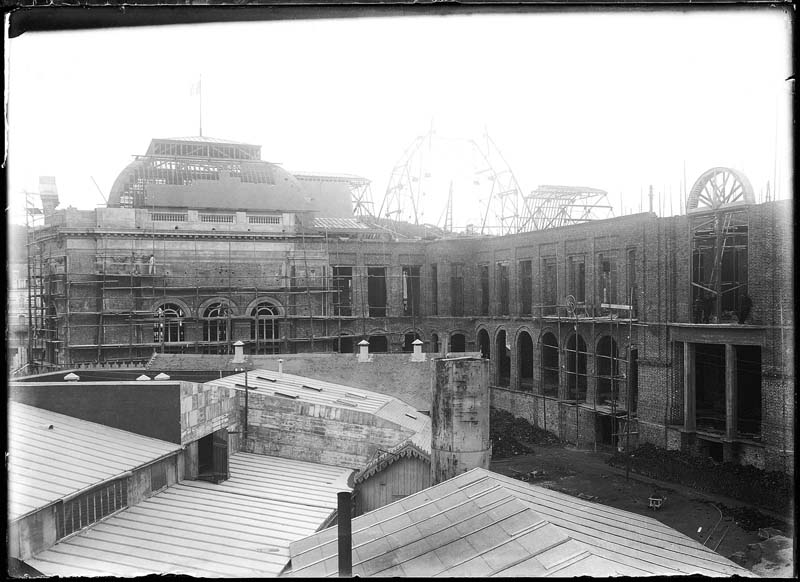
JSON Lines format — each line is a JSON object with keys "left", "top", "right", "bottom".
{"left": 148, "top": 254, "right": 155, "bottom": 275}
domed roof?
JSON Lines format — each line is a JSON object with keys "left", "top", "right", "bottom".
{"left": 107, "top": 137, "right": 313, "bottom": 213}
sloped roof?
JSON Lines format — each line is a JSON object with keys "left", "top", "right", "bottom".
{"left": 8, "top": 402, "right": 181, "bottom": 521}
{"left": 288, "top": 468, "right": 755, "bottom": 578}
{"left": 208, "top": 369, "right": 397, "bottom": 415}
{"left": 25, "top": 453, "right": 352, "bottom": 578}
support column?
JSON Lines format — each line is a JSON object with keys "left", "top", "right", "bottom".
{"left": 725, "top": 344, "right": 738, "bottom": 441}
{"left": 683, "top": 342, "right": 696, "bottom": 432}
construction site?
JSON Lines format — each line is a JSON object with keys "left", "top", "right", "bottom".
{"left": 10, "top": 130, "right": 793, "bottom": 477}
{"left": 6, "top": 125, "right": 796, "bottom": 578}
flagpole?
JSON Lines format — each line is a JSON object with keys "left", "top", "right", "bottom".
{"left": 199, "top": 74, "right": 203, "bottom": 137}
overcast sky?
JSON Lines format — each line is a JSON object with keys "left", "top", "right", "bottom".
{"left": 6, "top": 9, "right": 793, "bottom": 228}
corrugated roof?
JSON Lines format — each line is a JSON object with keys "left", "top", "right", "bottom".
{"left": 312, "top": 217, "right": 371, "bottom": 230}
{"left": 8, "top": 402, "right": 182, "bottom": 521}
{"left": 288, "top": 468, "right": 755, "bottom": 578}
{"left": 26, "top": 453, "right": 353, "bottom": 578}
{"left": 209, "top": 369, "right": 395, "bottom": 415}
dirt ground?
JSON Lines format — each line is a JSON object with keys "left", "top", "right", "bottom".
{"left": 490, "top": 443, "right": 795, "bottom": 576}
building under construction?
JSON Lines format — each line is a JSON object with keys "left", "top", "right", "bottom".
{"left": 19, "top": 136, "right": 794, "bottom": 473}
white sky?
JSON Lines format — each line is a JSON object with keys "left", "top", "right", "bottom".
{"left": 5, "top": 10, "right": 793, "bottom": 228}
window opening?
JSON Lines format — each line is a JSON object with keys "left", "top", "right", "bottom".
{"left": 596, "top": 336, "right": 619, "bottom": 406}
{"left": 251, "top": 302, "right": 280, "bottom": 354}
{"left": 568, "top": 256, "right": 586, "bottom": 303}
{"left": 542, "top": 257, "right": 557, "bottom": 315}
{"left": 497, "top": 262, "right": 509, "bottom": 315}
{"left": 203, "top": 302, "right": 229, "bottom": 353}
{"left": 154, "top": 303, "right": 185, "bottom": 344}
{"left": 541, "top": 332, "right": 559, "bottom": 397}
{"left": 566, "top": 333, "right": 587, "bottom": 402}
{"left": 495, "top": 330, "right": 510, "bottom": 387}
{"left": 691, "top": 211, "right": 749, "bottom": 323}
{"left": 478, "top": 329, "right": 491, "bottom": 359}
{"left": 450, "top": 264, "right": 464, "bottom": 317}
{"left": 333, "top": 266, "right": 353, "bottom": 316}
{"left": 367, "top": 267, "right": 387, "bottom": 317}
{"left": 335, "top": 335, "right": 354, "bottom": 354}
{"left": 431, "top": 333, "right": 440, "bottom": 354}
{"left": 518, "top": 331, "right": 534, "bottom": 391}
{"left": 430, "top": 264, "right": 438, "bottom": 315}
{"left": 402, "top": 266, "right": 421, "bottom": 316}
{"left": 519, "top": 260, "right": 532, "bottom": 316}
{"left": 402, "top": 332, "right": 421, "bottom": 352}
{"left": 480, "top": 265, "right": 490, "bottom": 315}
{"left": 450, "top": 333, "right": 466, "bottom": 353}
{"left": 368, "top": 335, "right": 388, "bottom": 353}
{"left": 694, "top": 343, "right": 726, "bottom": 433}
{"left": 736, "top": 345, "right": 761, "bottom": 439}
{"left": 597, "top": 253, "right": 617, "bottom": 306}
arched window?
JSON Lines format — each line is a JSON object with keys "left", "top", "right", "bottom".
{"left": 495, "top": 330, "right": 510, "bottom": 387}
{"left": 450, "top": 333, "right": 466, "bottom": 353}
{"left": 518, "top": 331, "right": 534, "bottom": 391}
{"left": 334, "top": 335, "right": 354, "bottom": 354}
{"left": 431, "top": 333, "right": 440, "bottom": 354}
{"left": 541, "top": 332, "right": 559, "bottom": 397}
{"left": 478, "top": 329, "right": 491, "bottom": 359}
{"left": 566, "top": 334, "right": 588, "bottom": 402}
{"left": 251, "top": 302, "right": 280, "bottom": 354}
{"left": 203, "top": 303, "right": 229, "bottom": 349}
{"left": 154, "top": 303, "right": 185, "bottom": 343}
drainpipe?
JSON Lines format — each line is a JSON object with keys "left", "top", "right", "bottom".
{"left": 337, "top": 491, "right": 352, "bottom": 577}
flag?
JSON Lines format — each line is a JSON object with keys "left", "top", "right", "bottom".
{"left": 190, "top": 80, "right": 201, "bottom": 96}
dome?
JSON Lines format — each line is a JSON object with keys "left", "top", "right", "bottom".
{"left": 107, "top": 137, "right": 314, "bottom": 213}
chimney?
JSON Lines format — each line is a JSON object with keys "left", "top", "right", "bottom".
{"left": 64, "top": 372, "right": 79, "bottom": 382}
{"left": 357, "top": 339, "right": 370, "bottom": 363}
{"left": 39, "top": 176, "right": 60, "bottom": 219}
{"left": 278, "top": 358, "right": 284, "bottom": 376}
{"left": 410, "top": 338, "right": 425, "bottom": 362}
{"left": 136, "top": 374, "right": 151, "bottom": 381}
{"left": 337, "top": 491, "right": 352, "bottom": 577}
{"left": 232, "top": 340, "right": 245, "bottom": 364}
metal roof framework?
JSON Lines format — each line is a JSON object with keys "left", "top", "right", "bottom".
{"left": 520, "top": 185, "right": 615, "bottom": 231}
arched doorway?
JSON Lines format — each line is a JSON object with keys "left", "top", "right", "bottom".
{"left": 496, "top": 330, "right": 510, "bottom": 387}
{"left": 251, "top": 301, "right": 280, "bottom": 354}
{"left": 541, "top": 332, "right": 559, "bottom": 397}
{"left": 566, "top": 333, "right": 587, "bottom": 402}
{"left": 518, "top": 331, "right": 534, "bottom": 391}
{"left": 450, "top": 333, "right": 466, "bottom": 353}
{"left": 596, "top": 336, "right": 619, "bottom": 406}
{"left": 477, "top": 329, "right": 491, "bottom": 359}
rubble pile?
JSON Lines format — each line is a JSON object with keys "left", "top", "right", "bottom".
{"left": 490, "top": 408, "right": 559, "bottom": 459}
{"left": 608, "top": 444, "right": 794, "bottom": 516}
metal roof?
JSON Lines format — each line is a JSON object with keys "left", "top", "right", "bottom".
{"left": 209, "top": 369, "right": 396, "bottom": 415}
{"left": 8, "top": 402, "right": 182, "bottom": 521}
{"left": 288, "top": 468, "right": 755, "bottom": 578}
{"left": 312, "top": 217, "right": 372, "bottom": 230}
{"left": 26, "top": 453, "right": 353, "bottom": 578}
